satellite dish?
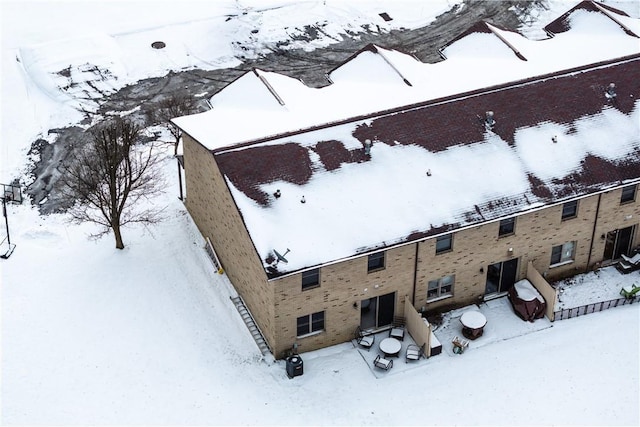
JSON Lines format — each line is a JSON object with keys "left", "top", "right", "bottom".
{"left": 273, "top": 248, "right": 291, "bottom": 264}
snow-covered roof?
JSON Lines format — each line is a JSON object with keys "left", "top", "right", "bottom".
{"left": 173, "top": 1, "right": 640, "bottom": 150}
{"left": 544, "top": 0, "right": 639, "bottom": 37}
{"left": 218, "top": 56, "right": 640, "bottom": 277}
{"left": 173, "top": 2, "right": 640, "bottom": 278}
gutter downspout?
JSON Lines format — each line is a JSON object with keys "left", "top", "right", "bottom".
{"left": 586, "top": 193, "right": 603, "bottom": 271}
{"left": 412, "top": 241, "right": 419, "bottom": 307}
{"left": 177, "top": 158, "right": 184, "bottom": 201}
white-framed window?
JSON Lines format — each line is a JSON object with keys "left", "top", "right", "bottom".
{"left": 296, "top": 311, "right": 325, "bottom": 337}
{"left": 427, "top": 275, "right": 454, "bottom": 300}
{"left": 550, "top": 241, "right": 576, "bottom": 266}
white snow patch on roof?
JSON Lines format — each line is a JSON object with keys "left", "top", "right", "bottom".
{"left": 225, "top": 96, "right": 640, "bottom": 274}
{"left": 578, "top": 105, "right": 640, "bottom": 160}
{"left": 174, "top": 9, "right": 640, "bottom": 151}
{"left": 228, "top": 128, "right": 533, "bottom": 273}
{"left": 210, "top": 71, "right": 284, "bottom": 110}
{"left": 441, "top": 32, "right": 518, "bottom": 60}
{"left": 329, "top": 50, "right": 406, "bottom": 85}
{"left": 514, "top": 102, "right": 640, "bottom": 182}
{"left": 614, "top": 12, "right": 640, "bottom": 35}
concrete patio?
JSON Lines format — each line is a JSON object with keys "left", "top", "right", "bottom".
{"left": 353, "top": 295, "right": 552, "bottom": 378}
{"left": 433, "top": 296, "right": 553, "bottom": 357}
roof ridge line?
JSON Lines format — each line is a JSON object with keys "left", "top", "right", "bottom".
{"left": 592, "top": 1, "right": 639, "bottom": 37}
{"left": 373, "top": 45, "right": 413, "bottom": 86}
{"left": 213, "top": 53, "right": 640, "bottom": 154}
{"left": 485, "top": 22, "right": 528, "bottom": 61}
{"left": 252, "top": 68, "right": 286, "bottom": 106}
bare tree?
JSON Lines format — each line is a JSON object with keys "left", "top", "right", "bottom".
{"left": 153, "top": 93, "right": 199, "bottom": 154}
{"left": 152, "top": 93, "right": 199, "bottom": 200}
{"left": 62, "top": 117, "right": 164, "bottom": 249}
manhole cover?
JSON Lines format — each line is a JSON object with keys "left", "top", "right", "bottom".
{"left": 151, "top": 41, "right": 166, "bottom": 49}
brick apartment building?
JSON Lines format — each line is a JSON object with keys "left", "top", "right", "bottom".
{"left": 173, "top": 1, "right": 640, "bottom": 358}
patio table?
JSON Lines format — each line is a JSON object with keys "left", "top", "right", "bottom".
{"left": 460, "top": 310, "right": 487, "bottom": 340}
{"left": 379, "top": 337, "right": 401, "bottom": 358}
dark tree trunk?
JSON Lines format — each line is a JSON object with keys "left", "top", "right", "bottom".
{"left": 113, "top": 222, "right": 125, "bottom": 249}
{"left": 61, "top": 117, "right": 163, "bottom": 250}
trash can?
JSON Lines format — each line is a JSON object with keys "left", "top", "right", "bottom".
{"left": 286, "top": 355, "right": 303, "bottom": 378}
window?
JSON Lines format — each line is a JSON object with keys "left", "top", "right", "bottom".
{"left": 301, "top": 268, "right": 320, "bottom": 290}
{"left": 435, "top": 234, "right": 453, "bottom": 254}
{"left": 367, "top": 252, "right": 385, "bottom": 272}
{"left": 550, "top": 241, "right": 576, "bottom": 266}
{"left": 296, "top": 311, "right": 325, "bottom": 337}
{"left": 498, "top": 217, "right": 515, "bottom": 237}
{"left": 427, "top": 275, "right": 454, "bottom": 300}
{"left": 621, "top": 185, "right": 637, "bottom": 204}
{"left": 561, "top": 200, "right": 578, "bottom": 220}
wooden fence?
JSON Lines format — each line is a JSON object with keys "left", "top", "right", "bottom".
{"left": 553, "top": 296, "right": 637, "bottom": 321}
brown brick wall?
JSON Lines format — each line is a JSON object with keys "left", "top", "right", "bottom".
{"left": 409, "top": 191, "right": 638, "bottom": 314}
{"left": 271, "top": 244, "right": 416, "bottom": 356}
{"left": 184, "top": 137, "right": 638, "bottom": 356}
{"left": 589, "top": 187, "right": 639, "bottom": 268}
{"left": 182, "top": 134, "right": 277, "bottom": 350}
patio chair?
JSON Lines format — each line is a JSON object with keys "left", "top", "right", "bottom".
{"left": 405, "top": 343, "right": 425, "bottom": 363}
{"left": 373, "top": 354, "right": 393, "bottom": 370}
{"left": 617, "top": 252, "right": 640, "bottom": 274}
{"left": 389, "top": 316, "right": 406, "bottom": 341}
{"left": 620, "top": 284, "right": 640, "bottom": 299}
{"left": 451, "top": 336, "right": 469, "bottom": 355}
{"left": 355, "top": 326, "right": 375, "bottom": 351}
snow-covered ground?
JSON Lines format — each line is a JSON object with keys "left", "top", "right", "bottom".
{"left": 1, "top": 1, "right": 639, "bottom": 425}
{"left": 0, "top": 0, "right": 462, "bottom": 180}
{"left": 555, "top": 265, "right": 640, "bottom": 309}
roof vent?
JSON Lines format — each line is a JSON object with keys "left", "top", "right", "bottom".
{"left": 485, "top": 111, "right": 496, "bottom": 130}
{"left": 364, "top": 139, "right": 372, "bottom": 156}
{"left": 605, "top": 83, "right": 616, "bottom": 100}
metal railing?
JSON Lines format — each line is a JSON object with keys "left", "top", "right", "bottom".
{"left": 553, "top": 296, "right": 637, "bottom": 321}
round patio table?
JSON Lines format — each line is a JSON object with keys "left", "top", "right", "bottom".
{"left": 379, "top": 337, "right": 401, "bottom": 358}
{"left": 460, "top": 311, "right": 487, "bottom": 340}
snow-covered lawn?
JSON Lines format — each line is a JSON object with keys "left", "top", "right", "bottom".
{"left": 554, "top": 266, "right": 640, "bottom": 309}
{"left": 2, "top": 1, "right": 640, "bottom": 425}
{"left": 3, "top": 191, "right": 639, "bottom": 425}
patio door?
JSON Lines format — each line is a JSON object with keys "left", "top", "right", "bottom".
{"left": 485, "top": 258, "right": 519, "bottom": 296}
{"left": 360, "top": 292, "right": 395, "bottom": 331}
{"left": 603, "top": 225, "right": 635, "bottom": 261}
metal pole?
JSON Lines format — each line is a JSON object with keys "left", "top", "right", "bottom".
{"left": 2, "top": 197, "right": 9, "bottom": 247}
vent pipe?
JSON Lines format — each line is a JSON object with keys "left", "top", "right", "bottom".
{"left": 485, "top": 111, "right": 496, "bottom": 130}
{"left": 364, "top": 139, "right": 372, "bottom": 156}
{"left": 605, "top": 82, "right": 616, "bottom": 100}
